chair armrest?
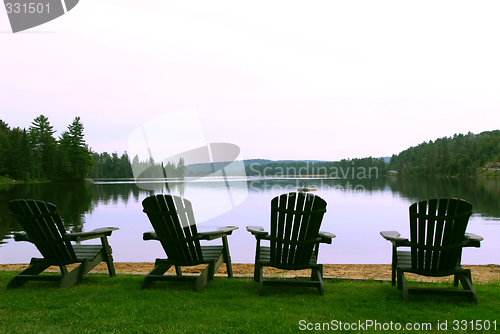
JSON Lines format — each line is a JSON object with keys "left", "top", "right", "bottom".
{"left": 13, "top": 232, "right": 31, "bottom": 242}
{"left": 246, "top": 226, "right": 268, "bottom": 237}
{"left": 464, "top": 233, "right": 483, "bottom": 247}
{"left": 318, "top": 231, "right": 336, "bottom": 244}
{"left": 380, "top": 231, "right": 409, "bottom": 246}
{"left": 143, "top": 231, "right": 159, "bottom": 241}
{"left": 464, "top": 233, "right": 483, "bottom": 242}
{"left": 198, "top": 226, "right": 239, "bottom": 240}
{"left": 66, "top": 227, "right": 119, "bottom": 242}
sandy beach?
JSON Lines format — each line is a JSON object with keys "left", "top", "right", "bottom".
{"left": 1, "top": 263, "right": 499, "bottom": 283}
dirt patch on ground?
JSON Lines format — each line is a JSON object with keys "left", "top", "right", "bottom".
{"left": 1, "top": 263, "right": 499, "bottom": 282}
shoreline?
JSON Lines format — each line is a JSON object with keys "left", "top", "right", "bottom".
{"left": 1, "top": 263, "right": 499, "bottom": 283}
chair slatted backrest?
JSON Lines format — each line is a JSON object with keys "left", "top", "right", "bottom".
{"left": 269, "top": 192, "right": 327, "bottom": 267}
{"left": 142, "top": 194, "right": 203, "bottom": 264}
{"left": 409, "top": 198, "right": 472, "bottom": 273}
{"left": 8, "top": 199, "right": 76, "bottom": 263}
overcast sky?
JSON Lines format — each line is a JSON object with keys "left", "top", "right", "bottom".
{"left": 1, "top": 1, "right": 499, "bottom": 162}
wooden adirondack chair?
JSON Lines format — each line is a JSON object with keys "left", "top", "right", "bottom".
{"left": 7, "top": 199, "right": 118, "bottom": 289}
{"left": 380, "top": 198, "right": 483, "bottom": 302}
{"left": 247, "top": 192, "right": 335, "bottom": 295}
{"left": 141, "top": 194, "right": 238, "bottom": 291}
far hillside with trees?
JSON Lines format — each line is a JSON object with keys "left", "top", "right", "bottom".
{"left": 388, "top": 130, "right": 500, "bottom": 177}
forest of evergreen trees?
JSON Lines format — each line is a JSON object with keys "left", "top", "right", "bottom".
{"left": 0, "top": 116, "right": 92, "bottom": 182}
{"left": 1, "top": 115, "right": 498, "bottom": 182}
{"left": 0, "top": 115, "right": 186, "bottom": 182}
{"left": 388, "top": 130, "right": 500, "bottom": 177}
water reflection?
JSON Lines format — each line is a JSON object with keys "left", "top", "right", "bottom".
{"left": 386, "top": 177, "right": 500, "bottom": 219}
{"left": 0, "top": 177, "right": 499, "bottom": 264}
{"left": 0, "top": 182, "right": 95, "bottom": 236}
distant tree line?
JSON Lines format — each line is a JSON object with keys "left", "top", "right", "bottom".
{"left": 91, "top": 154, "right": 185, "bottom": 180}
{"left": 388, "top": 130, "right": 500, "bottom": 177}
{"left": 0, "top": 116, "right": 92, "bottom": 182}
{"left": 245, "top": 157, "right": 387, "bottom": 179}
{"left": 91, "top": 152, "right": 134, "bottom": 179}
{"left": 2, "top": 115, "right": 497, "bottom": 182}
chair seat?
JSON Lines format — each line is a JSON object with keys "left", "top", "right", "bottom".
{"left": 165, "top": 245, "right": 225, "bottom": 266}
{"left": 257, "top": 246, "right": 320, "bottom": 270}
{"left": 33, "top": 244, "right": 106, "bottom": 266}
{"left": 73, "top": 245, "right": 106, "bottom": 260}
{"left": 396, "top": 250, "right": 466, "bottom": 277}
{"left": 200, "top": 245, "right": 224, "bottom": 261}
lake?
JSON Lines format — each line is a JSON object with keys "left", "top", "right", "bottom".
{"left": 1, "top": 177, "right": 499, "bottom": 265}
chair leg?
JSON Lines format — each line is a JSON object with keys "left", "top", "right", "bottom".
{"left": 398, "top": 269, "right": 409, "bottom": 302}
{"left": 317, "top": 277, "right": 324, "bottom": 296}
{"left": 453, "top": 274, "right": 459, "bottom": 287}
{"left": 314, "top": 264, "right": 323, "bottom": 279}
{"left": 311, "top": 268, "right": 317, "bottom": 280}
{"left": 7, "top": 260, "right": 51, "bottom": 289}
{"left": 254, "top": 261, "right": 261, "bottom": 282}
{"left": 141, "top": 261, "right": 173, "bottom": 289}
{"left": 312, "top": 267, "right": 324, "bottom": 296}
{"left": 391, "top": 246, "right": 397, "bottom": 286}
{"left": 211, "top": 253, "right": 224, "bottom": 280}
{"left": 194, "top": 263, "right": 212, "bottom": 292}
{"left": 258, "top": 265, "right": 264, "bottom": 296}
{"left": 458, "top": 270, "right": 478, "bottom": 303}
{"left": 100, "top": 236, "right": 116, "bottom": 277}
{"left": 59, "top": 265, "right": 69, "bottom": 275}
{"left": 221, "top": 236, "right": 234, "bottom": 278}
{"left": 59, "top": 259, "right": 87, "bottom": 288}
{"left": 175, "top": 266, "right": 182, "bottom": 276}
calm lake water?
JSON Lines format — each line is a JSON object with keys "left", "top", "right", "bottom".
{"left": 1, "top": 177, "right": 499, "bottom": 265}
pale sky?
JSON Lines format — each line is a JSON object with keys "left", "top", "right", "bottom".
{"left": 1, "top": 1, "right": 499, "bottom": 161}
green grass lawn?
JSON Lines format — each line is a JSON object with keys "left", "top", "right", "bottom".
{"left": 0, "top": 271, "right": 499, "bottom": 333}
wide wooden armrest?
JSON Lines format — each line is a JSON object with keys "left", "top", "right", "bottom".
{"left": 246, "top": 225, "right": 268, "bottom": 237}
{"left": 380, "top": 231, "right": 409, "bottom": 245}
{"left": 143, "top": 231, "right": 158, "bottom": 241}
{"left": 198, "top": 226, "right": 239, "bottom": 240}
{"left": 464, "top": 233, "right": 483, "bottom": 242}
{"left": 13, "top": 232, "right": 31, "bottom": 242}
{"left": 67, "top": 227, "right": 119, "bottom": 242}
{"left": 464, "top": 233, "right": 483, "bottom": 247}
{"left": 318, "top": 231, "right": 336, "bottom": 243}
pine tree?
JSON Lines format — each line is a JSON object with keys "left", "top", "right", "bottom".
{"left": 55, "top": 117, "right": 92, "bottom": 182}
{"left": 29, "top": 115, "right": 57, "bottom": 180}
{"left": 176, "top": 157, "right": 185, "bottom": 179}
{"left": 120, "top": 152, "right": 133, "bottom": 178}
{"left": 55, "top": 131, "right": 73, "bottom": 181}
